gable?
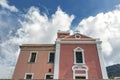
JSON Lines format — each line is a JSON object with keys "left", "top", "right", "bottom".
{"left": 60, "top": 33, "right": 94, "bottom": 41}
{"left": 70, "top": 34, "right": 92, "bottom": 38}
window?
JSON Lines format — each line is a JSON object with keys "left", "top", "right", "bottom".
{"left": 75, "top": 34, "right": 81, "bottom": 39}
{"left": 74, "top": 47, "right": 85, "bottom": 64}
{"left": 75, "top": 76, "right": 86, "bottom": 79}
{"left": 29, "top": 52, "right": 37, "bottom": 63}
{"left": 25, "top": 73, "right": 33, "bottom": 79}
{"left": 45, "top": 74, "right": 53, "bottom": 79}
{"left": 72, "top": 65, "right": 88, "bottom": 79}
{"left": 49, "top": 52, "right": 55, "bottom": 63}
{"left": 26, "top": 75, "right": 32, "bottom": 79}
{"left": 76, "top": 52, "right": 83, "bottom": 63}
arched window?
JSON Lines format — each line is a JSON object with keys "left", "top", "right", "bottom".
{"left": 74, "top": 47, "right": 85, "bottom": 64}
{"left": 72, "top": 65, "right": 88, "bottom": 79}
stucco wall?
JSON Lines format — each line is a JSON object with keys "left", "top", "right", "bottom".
{"left": 59, "top": 44, "right": 102, "bottom": 79}
{"left": 13, "top": 46, "right": 55, "bottom": 79}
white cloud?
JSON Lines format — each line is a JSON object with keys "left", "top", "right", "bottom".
{"left": 0, "top": 9, "right": 20, "bottom": 66}
{"left": 0, "top": 6, "right": 74, "bottom": 78}
{"left": 76, "top": 6, "right": 120, "bottom": 66}
{"left": 115, "top": 4, "right": 120, "bottom": 10}
{"left": 0, "top": 65, "right": 14, "bottom": 79}
{"left": 16, "top": 6, "right": 74, "bottom": 44}
{"left": 0, "top": 0, "right": 18, "bottom": 12}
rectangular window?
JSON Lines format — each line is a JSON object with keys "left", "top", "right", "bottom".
{"left": 45, "top": 74, "right": 53, "bottom": 79}
{"left": 49, "top": 52, "right": 55, "bottom": 63}
{"left": 29, "top": 52, "right": 37, "bottom": 63}
{"left": 75, "top": 76, "right": 86, "bottom": 79}
{"left": 25, "top": 73, "right": 33, "bottom": 79}
{"left": 76, "top": 52, "right": 83, "bottom": 63}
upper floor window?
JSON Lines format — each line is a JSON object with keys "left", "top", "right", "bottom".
{"left": 48, "top": 52, "right": 55, "bottom": 63}
{"left": 74, "top": 47, "right": 85, "bottom": 64}
{"left": 76, "top": 51, "right": 83, "bottom": 63}
{"left": 29, "top": 51, "right": 37, "bottom": 63}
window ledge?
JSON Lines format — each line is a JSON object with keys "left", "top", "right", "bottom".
{"left": 48, "top": 62, "right": 54, "bottom": 64}
{"left": 74, "top": 63, "right": 85, "bottom": 65}
{"left": 28, "top": 62, "right": 36, "bottom": 64}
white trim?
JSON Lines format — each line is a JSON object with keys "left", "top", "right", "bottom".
{"left": 75, "top": 34, "right": 81, "bottom": 39}
{"left": 72, "top": 65, "right": 88, "bottom": 79}
{"left": 44, "top": 73, "right": 54, "bottom": 79}
{"left": 28, "top": 51, "right": 38, "bottom": 63}
{"left": 54, "top": 39, "right": 60, "bottom": 79}
{"left": 74, "top": 47, "right": 85, "bottom": 64}
{"left": 61, "top": 38, "right": 96, "bottom": 40}
{"left": 61, "top": 41, "right": 96, "bottom": 44}
{"left": 48, "top": 51, "right": 55, "bottom": 63}
{"left": 24, "top": 73, "right": 34, "bottom": 79}
{"left": 96, "top": 39, "right": 108, "bottom": 79}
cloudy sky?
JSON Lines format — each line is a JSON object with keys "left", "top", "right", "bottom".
{"left": 0, "top": 0, "right": 120, "bottom": 78}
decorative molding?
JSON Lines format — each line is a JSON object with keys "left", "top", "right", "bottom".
{"left": 61, "top": 41, "right": 96, "bottom": 44}
{"left": 20, "top": 45, "right": 55, "bottom": 49}
{"left": 74, "top": 47, "right": 84, "bottom": 51}
{"left": 96, "top": 39, "right": 108, "bottom": 79}
{"left": 75, "top": 34, "right": 81, "bottom": 39}
{"left": 73, "top": 47, "right": 85, "bottom": 64}
{"left": 60, "top": 38, "right": 95, "bottom": 41}
{"left": 72, "top": 65, "right": 88, "bottom": 79}
{"left": 53, "top": 39, "right": 60, "bottom": 79}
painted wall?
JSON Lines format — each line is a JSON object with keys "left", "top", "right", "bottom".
{"left": 59, "top": 44, "right": 102, "bottom": 79}
{"left": 12, "top": 46, "right": 55, "bottom": 79}
{"left": 13, "top": 32, "right": 104, "bottom": 79}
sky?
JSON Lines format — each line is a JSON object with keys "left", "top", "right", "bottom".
{"left": 0, "top": 0, "right": 120, "bottom": 79}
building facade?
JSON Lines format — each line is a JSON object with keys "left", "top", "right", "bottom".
{"left": 13, "top": 31, "right": 108, "bottom": 79}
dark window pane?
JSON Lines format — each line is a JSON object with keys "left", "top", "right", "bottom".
{"left": 49, "top": 53, "right": 55, "bottom": 63}
{"left": 75, "top": 76, "right": 86, "bottom": 79}
{"left": 26, "top": 74, "right": 32, "bottom": 79}
{"left": 46, "top": 75, "right": 53, "bottom": 79}
{"left": 30, "top": 52, "right": 36, "bottom": 63}
{"left": 76, "top": 52, "right": 83, "bottom": 63}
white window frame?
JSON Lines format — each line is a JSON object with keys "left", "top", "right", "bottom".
{"left": 48, "top": 51, "right": 55, "bottom": 63}
{"left": 44, "top": 73, "right": 54, "bottom": 79}
{"left": 24, "top": 73, "right": 34, "bottom": 79}
{"left": 72, "top": 65, "right": 88, "bottom": 79}
{"left": 74, "top": 47, "right": 85, "bottom": 64}
{"left": 73, "top": 69, "right": 88, "bottom": 79}
{"left": 28, "top": 51, "right": 38, "bottom": 63}
{"left": 75, "top": 34, "right": 81, "bottom": 39}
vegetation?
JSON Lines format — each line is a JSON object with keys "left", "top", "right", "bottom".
{"left": 107, "top": 64, "right": 120, "bottom": 79}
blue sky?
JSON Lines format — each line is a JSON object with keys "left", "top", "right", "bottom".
{"left": 0, "top": 0, "right": 120, "bottom": 78}
{"left": 8, "top": 0, "right": 120, "bottom": 26}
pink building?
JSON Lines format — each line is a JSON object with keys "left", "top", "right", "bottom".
{"left": 13, "top": 31, "right": 108, "bottom": 79}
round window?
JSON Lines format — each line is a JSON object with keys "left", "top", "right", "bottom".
{"left": 75, "top": 34, "right": 81, "bottom": 39}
